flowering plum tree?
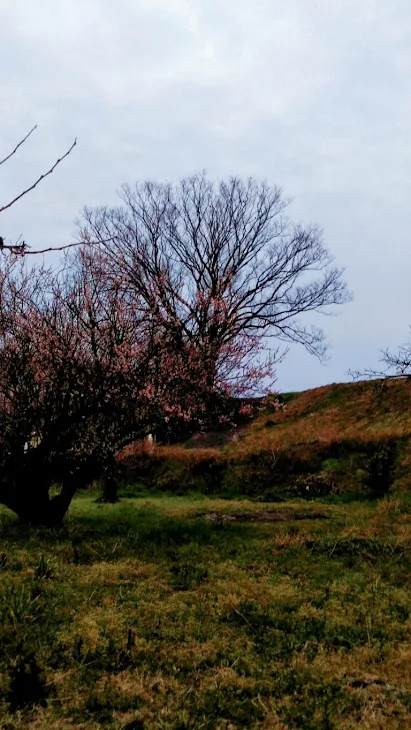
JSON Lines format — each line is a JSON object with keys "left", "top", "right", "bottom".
{"left": 0, "top": 250, "right": 147, "bottom": 522}
{"left": 0, "top": 246, "right": 270, "bottom": 524}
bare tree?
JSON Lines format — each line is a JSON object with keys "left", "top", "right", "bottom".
{"left": 79, "top": 173, "right": 351, "bottom": 386}
{"left": 350, "top": 331, "right": 411, "bottom": 381}
{"left": 381, "top": 336, "right": 411, "bottom": 377}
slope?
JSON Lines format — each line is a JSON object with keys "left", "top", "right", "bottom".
{"left": 119, "top": 378, "right": 411, "bottom": 500}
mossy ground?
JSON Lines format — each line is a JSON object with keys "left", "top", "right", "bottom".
{"left": 2, "top": 493, "right": 411, "bottom": 728}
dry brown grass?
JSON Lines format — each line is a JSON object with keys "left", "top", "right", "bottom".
{"left": 229, "top": 379, "right": 411, "bottom": 456}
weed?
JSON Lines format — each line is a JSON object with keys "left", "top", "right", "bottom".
{"left": 34, "top": 554, "right": 54, "bottom": 580}
{"left": 170, "top": 561, "right": 209, "bottom": 590}
{"left": 7, "top": 648, "right": 49, "bottom": 712}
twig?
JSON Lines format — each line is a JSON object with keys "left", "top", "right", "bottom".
{"left": 0, "top": 138, "right": 77, "bottom": 214}
{"left": 0, "top": 125, "right": 37, "bottom": 167}
{"left": 23, "top": 237, "right": 114, "bottom": 256}
{"left": 230, "top": 604, "right": 257, "bottom": 633}
{"left": 0, "top": 236, "right": 116, "bottom": 257}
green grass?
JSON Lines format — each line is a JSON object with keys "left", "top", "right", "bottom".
{"left": 1, "top": 494, "right": 411, "bottom": 728}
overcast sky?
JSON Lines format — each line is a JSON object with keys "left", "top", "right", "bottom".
{"left": 1, "top": 0, "right": 410, "bottom": 392}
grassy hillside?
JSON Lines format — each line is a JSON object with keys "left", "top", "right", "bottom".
{"left": 119, "top": 378, "right": 411, "bottom": 500}
{"left": 237, "top": 378, "right": 411, "bottom": 449}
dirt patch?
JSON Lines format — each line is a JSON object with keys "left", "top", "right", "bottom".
{"left": 184, "top": 429, "right": 243, "bottom": 449}
{"left": 200, "top": 510, "right": 328, "bottom": 523}
{"left": 348, "top": 675, "right": 385, "bottom": 689}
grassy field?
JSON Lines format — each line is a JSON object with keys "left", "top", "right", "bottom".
{"left": 2, "top": 492, "right": 411, "bottom": 728}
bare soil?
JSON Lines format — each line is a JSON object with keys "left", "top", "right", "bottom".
{"left": 200, "top": 509, "right": 328, "bottom": 522}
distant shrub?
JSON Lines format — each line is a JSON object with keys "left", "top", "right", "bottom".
{"left": 119, "top": 452, "right": 226, "bottom": 494}
{"left": 324, "top": 437, "right": 403, "bottom": 498}
{"left": 154, "top": 460, "right": 193, "bottom": 491}
{"left": 286, "top": 472, "right": 338, "bottom": 499}
{"left": 220, "top": 447, "right": 327, "bottom": 498}
{"left": 118, "top": 436, "right": 403, "bottom": 501}
{"left": 321, "top": 458, "right": 341, "bottom": 474}
{"left": 363, "top": 440, "right": 398, "bottom": 499}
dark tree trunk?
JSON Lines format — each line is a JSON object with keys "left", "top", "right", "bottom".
{"left": 1, "top": 451, "right": 119, "bottom": 524}
{"left": 96, "top": 475, "right": 119, "bottom": 503}
{"left": 0, "top": 472, "right": 78, "bottom": 527}
{"left": 16, "top": 495, "right": 71, "bottom": 526}
{"left": 1, "top": 486, "right": 76, "bottom": 526}
{"left": 95, "top": 456, "right": 119, "bottom": 503}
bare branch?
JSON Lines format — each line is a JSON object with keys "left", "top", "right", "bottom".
{"left": 0, "top": 138, "right": 77, "bottom": 214}
{"left": 0, "top": 128, "right": 80, "bottom": 255}
{"left": 26, "top": 237, "right": 115, "bottom": 256}
{"left": 0, "top": 125, "right": 37, "bottom": 167}
{"left": 0, "top": 236, "right": 115, "bottom": 257}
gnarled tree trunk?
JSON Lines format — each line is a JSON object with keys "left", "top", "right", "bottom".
{"left": 1, "top": 476, "right": 77, "bottom": 526}
{"left": 95, "top": 455, "right": 120, "bottom": 503}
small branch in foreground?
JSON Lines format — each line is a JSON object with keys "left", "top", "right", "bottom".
{"left": 0, "top": 236, "right": 116, "bottom": 257}
{"left": 0, "top": 138, "right": 77, "bottom": 214}
{"left": 0, "top": 125, "right": 38, "bottom": 167}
